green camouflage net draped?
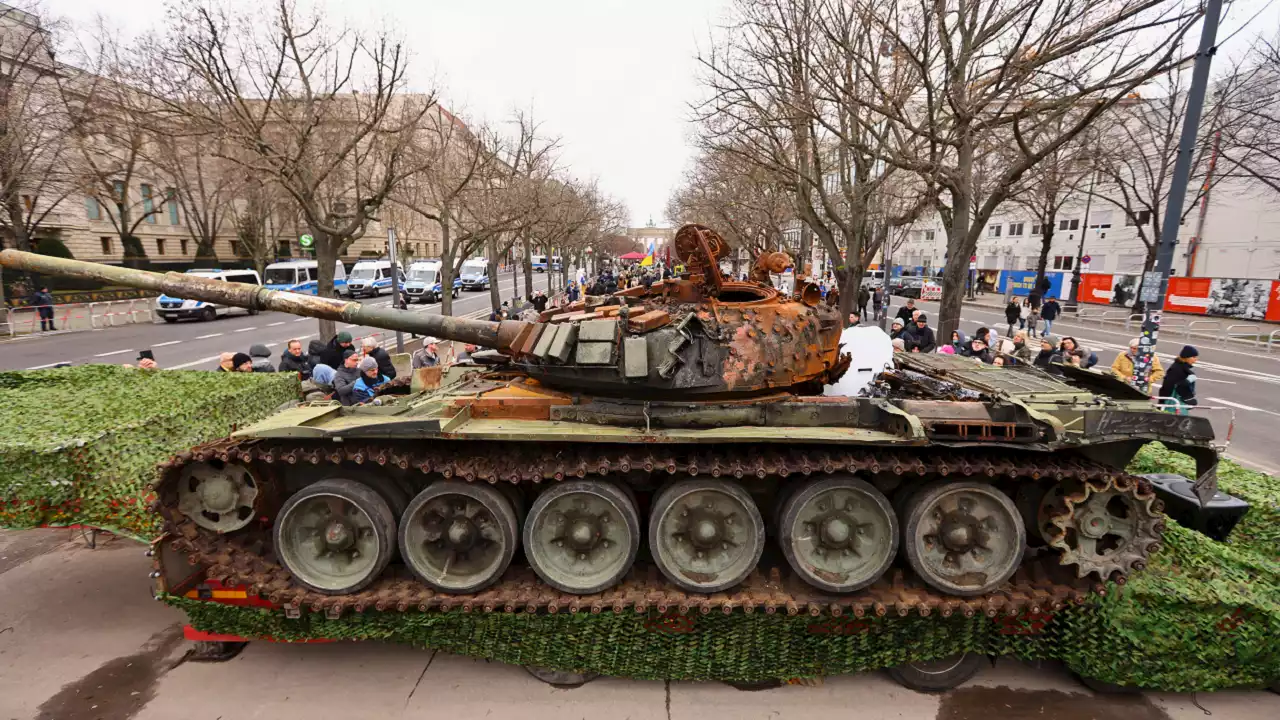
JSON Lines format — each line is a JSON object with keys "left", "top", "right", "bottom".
{"left": 168, "top": 445, "right": 1280, "bottom": 691}
{"left": 0, "top": 365, "right": 299, "bottom": 541}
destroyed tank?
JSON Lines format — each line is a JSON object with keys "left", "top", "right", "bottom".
{"left": 0, "top": 225, "right": 1220, "bottom": 620}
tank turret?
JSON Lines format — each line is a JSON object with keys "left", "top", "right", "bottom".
{"left": 1, "top": 224, "right": 849, "bottom": 397}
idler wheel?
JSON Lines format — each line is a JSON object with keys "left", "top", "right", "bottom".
{"left": 779, "top": 475, "right": 898, "bottom": 593}
{"left": 399, "top": 481, "right": 519, "bottom": 593}
{"left": 649, "top": 479, "right": 764, "bottom": 593}
{"left": 903, "top": 481, "right": 1025, "bottom": 597}
{"left": 523, "top": 480, "right": 640, "bottom": 594}
{"left": 177, "top": 461, "right": 263, "bottom": 533}
{"left": 273, "top": 478, "right": 396, "bottom": 594}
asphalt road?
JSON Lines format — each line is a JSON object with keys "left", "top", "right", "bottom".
{"left": 0, "top": 270, "right": 553, "bottom": 372}
{"left": 897, "top": 296, "right": 1280, "bottom": 473}
{"left": 3, "top": 531, "right": 1277, "bottom": 720}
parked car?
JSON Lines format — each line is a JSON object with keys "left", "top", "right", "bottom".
{"left": 893, "top": 276, "right": 925, "bottom": 298}
{"left": 155, "top": 268, "right": 262, "bottom": 322}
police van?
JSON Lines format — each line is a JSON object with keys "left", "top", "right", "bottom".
{"left": 531, "top": 254, "right": 562, "bottom": 272}
{"left": 262, "top": 260, "right": 348, "bottom": 295}
{"left": 155, "top": 268, "right": 262, "bottom": 322}
{"left": 404, "top": 260, "right": 461, "bottom": 303}
{"left": 459, "top": 258, "right": 490, "bottom": 291}
{"left": 345, "top": 260, "right": 403, "bottom": 298}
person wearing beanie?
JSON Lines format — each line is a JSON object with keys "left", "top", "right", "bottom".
{"left": 332, "top": 350, "right": 364, "bottom": 405}
{"left": 361, "top": 336, "right": 397, "bottom": 379}
{"left": 902, "top": 312, "right": 936, "bottom": 353}
{"left": 352, "top": 354, "right": 390, "bottom": 404}
{"left": 890, "top": 317, "right": 905, "bottom": 340}
{"left": 1034, "top": 335, "right": 1057, "bottom": 368}
{"left": 249, "top": 343, "right": 276, "bottom": 372}
{"left": 231, "top": 352, "right": 254, "bottom": 372}
{"left": 1159, "top": 345, "right": 1199, "bottom": 414}
{"left": 318, "top": 330, "right": 355, "bottom": 369}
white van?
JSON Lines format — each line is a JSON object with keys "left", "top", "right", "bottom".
{"left": 404, "top": 260, "right": 460, "bottom": 303}
{"left": 346, "top": 260, "right": 404, "bottom": 299}
{"left": 459, "top": 258, "right": 489, "bottom": 291}
{"left": 863, "top": 269, "right": 886, "bottom": 289}
{"left": 263, "top": 260, "right": 348, "bottom": 295}
{"left": 155, "top": 268, "right": 262, "bottom": 322}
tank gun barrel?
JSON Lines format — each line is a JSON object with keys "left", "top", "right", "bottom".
{"left": 0, "top": 249, "right": 530, "bottom": 351}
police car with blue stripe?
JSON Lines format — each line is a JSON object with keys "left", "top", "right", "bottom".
{"left": 155, "top": 268, "right": 262, "bottom": 322}
{"left": 263, "top": 260, "right": 348, "bottom": 295}
{"left": 346, "top": 260, "right": 403, "bottom": 299}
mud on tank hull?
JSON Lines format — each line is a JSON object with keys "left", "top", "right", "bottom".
{"left": 154, "top": 361, "right": 1218, "bottom": 617}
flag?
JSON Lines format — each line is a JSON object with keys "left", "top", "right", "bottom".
{"left": 640, "top": 254, "right": 654, "bottom": 267}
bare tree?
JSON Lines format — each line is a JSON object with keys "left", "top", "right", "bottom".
{"left": 803, "top": 0, "right": 1200, "bottom": 340}
{"left": 66, "top": 21, "right": 170, "bottom": 270}
{"left": 149, "top": 124, "right": 237, "bottom": 263}
{"left": 0, "top": 4, "right": 78, "bottom": 264}
{"left": 1007, "top": 123, "right": 1096, "bottom": 291}
{"left": 154, "top": 0, "right": 436, "bottom": 340}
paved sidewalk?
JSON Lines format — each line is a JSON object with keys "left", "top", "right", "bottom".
{"left": 2, "top": 529, "right": 1277, "bottom": 720}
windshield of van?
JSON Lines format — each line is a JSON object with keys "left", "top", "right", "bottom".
{"left": 409, "top": 267, "right": 437, "bottom": 283}
{"left": 264, "top": 268, "right": 298, "bottom": 285}
{"left": 461, "top": 261, "right": 486, "bottom": 278}
{"left": 350, "top": 267, "right": 380, "bottom": 280}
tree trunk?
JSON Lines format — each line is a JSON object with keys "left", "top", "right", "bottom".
{"left": 522, "top": 238, "right": 534, "bottom": 299}
{"left": 313, "top": 229, "right": 339, "bottom": 342}
{"left": 439, "top": 219, "right": 455, "bottom": 317}
{"left": 836, "top": 266, "right": 858, "bottom": 327}
{"left": 937, "top": 135, "right": 974, "bottom": 345}
{"left": 486, "top": 237, "right": 501, "bottom": 314}
{"left": 1035, "top": 214, "right": 1056, "bottom": 292}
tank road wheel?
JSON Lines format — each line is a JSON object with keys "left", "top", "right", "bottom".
{"left": 177, "top": 462, "right": 263, "bottom": 533}
{"left": 399, "top": 481, "right": 519, "bottom": 593}
{"left": 903, "top": 481, "right": 1025, "bottom": 597}
{"left": 273, "top": 478, "right": 396, "bottom": 594}
{"left": 886, "top": 653, "right": 984, "bottom": 693}
{"left": 779, "top": 476, "right": 898, "bottom": 593}
{"left": 524, "top": 480, "right": 640, "bottom": 594}
{"left": 1051, "top": 487, "right": 1161, "bottom": 579}
{"left": 649, "top": 479, "right": 765, "bottom": 594}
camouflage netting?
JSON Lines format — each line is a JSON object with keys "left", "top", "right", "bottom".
{"left": 167, "top": 446, "right": 1280, "bottom": 691}
{"left": 0, "top": 365, "right": 298, "bottom": 541}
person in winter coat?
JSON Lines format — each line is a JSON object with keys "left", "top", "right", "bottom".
{"left": 318, "top": 331, "right": 355, "bottom": 369}
{"left": 1004, "top": 300, "right": 1021, "bottom": 336}
{"left": 1019, "top": 300, "right": 1031, "bottom": 329}
{"left": 332, "top": 350, "right": 362, "bottom": 406}
{"left": 412, "top": 340, "right": 440, "bottom": 369}
{"left": 1040, "top": 297, "right": 1061, "bottom": 336}
{"left": 1112, "top": 338, "right": 1165, "bottom": 386}
{"left": 230, "top": 352, "right": 254, "bottom": 372}
{"left": 531, "top": 292, "right": 548, "bottom": 313}
{"left": 961, "top": 336, "right": 993, "bottom": 363}
{"left": 1034, "top": 336, "right": 1058, "bottom": 368}
{"left": 871, "top": 286, "right": 885, "bottom": 320}
{"left": 1158, "top": 346, "right": 1199, "bottom": 414}
{"left": 1008, "top": 330, "right": 1034, "bottom": 365}
{"left": 278, "top": 339, "right": 311, "bottom": 378}
{"left": 890, "top": 317, "right": 906, "bottom": 340}
{"left": 249, "top": 343, "right": 276, "bottom": 372}
{"left": 305, "top": 339, "right": 327, "bottom": 372}
{"left": 361, "top": 336, "right": 397, "bottom": 380}
{"left": 949, "top": 329, "right": 968, "bottom": 354}
{"left": 902, "top": 313, "right": 937, "bottom": 353}
{"left": 858, "top": 285, "right": 870, "bottom": 317}
{"left": 32, "top": 287, "right": 56, "bottom": 331}
{"left": 351, "top": 356, "right": 390, "bottom": 404}
{"left": 217, "top": 352, "right": 236, "bottom": 372}
{"left": 895, "top": 298, "right": 917, "bottom": 324}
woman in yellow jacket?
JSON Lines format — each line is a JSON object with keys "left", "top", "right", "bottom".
{"left": 1111, "top": 338, "right": 1165, "bottom": 385}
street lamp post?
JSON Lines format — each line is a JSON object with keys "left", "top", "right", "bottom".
{"left": 1067, "top": 169, "right": 1098, "bottom": 312}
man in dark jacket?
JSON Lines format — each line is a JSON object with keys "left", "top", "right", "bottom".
{"left": 278, "top": 339, "right": 311, "bottom": 378}
{"left": 32, "top": 287, "right": 56, "bottom": 331}
{"left": 1034, "top": 335, "right": 1057, "bottom": 367}
{"left": 318, "top": 331, "right": 354, "bottom": 369}
{"left": 902, "top": 313, "right": 936, "bottom": 353}
{"left": 332, "top": 350, "right": 363, "bottom": 406}
{"left": 1040, "top": 297, "right": 1061, "bottom": 336}
{"left": 1004, "top": 300, "right": 1021, "bottom": 336}
{"left": 858, "top": 285, "right": 870, "bottom": 317}
{"left": 361, "top": 337, "right": 397, "bottom": 380}
{"left": 248, "top": 343, "right": 275, "bottom": 372}
{"left": 531, "top": 291, "right": 548, "bottom": 313}
{"left": 895, "top": 298, "right": 917, "bottom": 324}
{"left": 1159, "top": 346, "right": 1199, "bottom": 413}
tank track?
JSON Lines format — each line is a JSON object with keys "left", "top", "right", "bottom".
{"left": 155, "top": 439, "right": 1165, "bottom": 617}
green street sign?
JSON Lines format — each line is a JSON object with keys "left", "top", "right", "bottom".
{"left": 299, "top": 234, "right": 314, "bottom": 248}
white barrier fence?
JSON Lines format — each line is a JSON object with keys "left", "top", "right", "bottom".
{"left": 3, "top": 298, "right": 157, "bottom": 336}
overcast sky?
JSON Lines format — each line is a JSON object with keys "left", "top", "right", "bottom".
{"left": 31, "top": 0, "right": 1280, "bottom": 230}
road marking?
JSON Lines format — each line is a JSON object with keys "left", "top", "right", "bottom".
{"left": 152, "top": 340, "right": 183, "bottom": 347}
{"left": 293, "top": 318, "right": 308, "bottom": 323}
{"left": 267, "top": 321, "right": 286, "bottom": 327}
{"left": 170, "top": 354, "right": 224, "bottom": 369}
{"left": 26, "top": 361, "right": 66, "bottom": 369}
{"left": 1197, "top": 378, "right": 1237, "bottom": 384}
{"left": 195, "top": 333, "right": 223, "bottom": 339}
{"left": 265, "top": 342, "right": 279, "bottom": 348}
{"left": 234, "top": 326, "right": 257, "bottom": 333}
{"left": 1206, "top": 397, "right": 1280, "bottom": 417}
{"left": 93, "top": 348, "right": 134, "bottom": 357}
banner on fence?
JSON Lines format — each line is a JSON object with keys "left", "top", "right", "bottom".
{"left": 1080, "top": 273, "right": 1280, "bottom": 321}
{"left": 997, "top": 270, "right": 1068, "bottom": 299}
